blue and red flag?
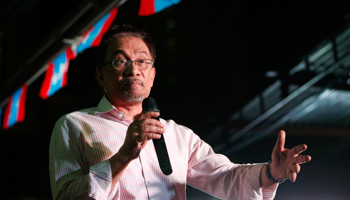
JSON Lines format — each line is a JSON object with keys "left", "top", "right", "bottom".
{"left": 138, "top": 0, "right": 180, "bottom": 16}
{"left": 69, "top": 7, "right": 118, "bottom": 59}
{"left": 39, "top": 50, "right": 70, "bottom": 99}
{"left": 2, "top": 84, "right": 28, "bottom": 130}
{"left": 40, "top": 8, "right": 117, "bottom": 99}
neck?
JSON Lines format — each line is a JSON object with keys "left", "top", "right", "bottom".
{"left": 115, "top": 103, "right": 142, "bottom": 121}
{"left": 107, "top": 95, "right": 143, "bottom": 121}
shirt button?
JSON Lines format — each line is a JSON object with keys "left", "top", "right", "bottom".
{"left": 119, "top": 113, "right": 123, "bottom": 118}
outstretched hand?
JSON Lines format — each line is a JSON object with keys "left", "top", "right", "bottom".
{"left": 270, "top": 130, "right": 311, "bottom": 182}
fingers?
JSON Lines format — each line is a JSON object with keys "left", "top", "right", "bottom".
{"left": 289, "top": 144, "right": 312, "bottom": 164}
{"left": 291, "top": 144, "right": 307, "bottom": 155}
{"left": 274, "top": 130, "right": 286, "bottom": 152}
{"left": 290, "top": 163, "right": 301, "bottom": 174}
{"left": 139, "top": 122, "right": 164, "bottom": 140}
{"left": 289, "top": 171, "right": 297, "bottom": 182}
{"left": 135, "top": 132, "right": 162, "bottom": 142}
{"left": 285, "top": 143, "right": 311, "bottom": 182}
{"left": 141, "top": 111, "right": 161, "bottom": 119}
{"left": 138, "top": 118, "right": 164, "bottom": 132}
{"left": 130, "top": 111, "right": 165, "bottom": 142}
{"left": 295, "top": 155, "right": 312, "bottom": 164}
{"left": 271, "top": 130, "right": 312, "bottom": 183}
{"left": 288, "top": 163, "right": 301, "bottom": 182}
{"left": 121, "top": 111, "right": 166, "bottom": 160}
{"left": 132, "top": 122, "right": 165, "bottom": 139}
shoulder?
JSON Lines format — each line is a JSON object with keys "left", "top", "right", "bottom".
{"left": 51, "top": 107, "right": 97, "bottom": 140}
{"left": 160, "top": 118, "right": 192, "bottom": 132}
{"left": 159, "top": 118, "right": 202, "bottom": 142}
{"left": 54, "top": 107, "right": 97, "bottom": 127}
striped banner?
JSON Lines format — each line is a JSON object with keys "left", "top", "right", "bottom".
{"left": 39, "top": 50, "right": 70, "bottom": 99}
{"left": 2, "top": 84, "right": 28, "bottom": 130}
{"left": 138, "top": 0, "right": 180, "bottom": 16}
{"left": 69, "top": 7, "right": 118, "bottom": 59}
{"left": 39, "top": 8, "right": 118, "bottom": 99}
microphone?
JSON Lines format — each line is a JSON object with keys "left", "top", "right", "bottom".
{"left": 142, "top": 97, "right": 173, "bottom": 175}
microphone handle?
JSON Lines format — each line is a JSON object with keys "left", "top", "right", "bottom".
{"left": 152, "top": 115, "right": 173, "bottom": 175}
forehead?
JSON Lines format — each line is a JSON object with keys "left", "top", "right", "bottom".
{"left": 106, "top": 36, "right": 151, "bottom": 58}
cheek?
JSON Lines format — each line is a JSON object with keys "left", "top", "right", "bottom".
{"left": 150, "top": 77, "right": 154, "bottom": 87}
{"left": 145, "top": 75, "right": 154, "bottom": 87}
{"left": 145, "top": 70, "right": 155, "bottom": 86}
{"left": 105, "top": 73, "right": 123, "bottom": 87}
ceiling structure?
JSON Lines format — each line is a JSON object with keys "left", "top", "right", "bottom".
{"left": 207, "top": 26, "right": 350, "bottom": 154}
{"left": 1, "top": 0, "right": 350, "bottom": 199}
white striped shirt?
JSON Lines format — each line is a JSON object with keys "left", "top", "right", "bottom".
{"left": 49, "top": 96, "right": 278, "bottom": 200}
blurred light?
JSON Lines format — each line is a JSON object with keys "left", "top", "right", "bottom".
{"left": 308, "top": 42, "right": 332, "bottom": 63}
{"left": 289, "top": 60, "right": 306, "bottom": 76}
{"left": 346, "top": 79, "right": 350, "bottom": 85}
{"left": 265, "top": 70, "right": 278, "bottom": 78}
{"left": 304, "top": 104, "right": 317, "bottom": 113}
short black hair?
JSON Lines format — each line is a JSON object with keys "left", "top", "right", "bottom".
{"left": 96, "top": 24, "right": 156, "bottom": 69}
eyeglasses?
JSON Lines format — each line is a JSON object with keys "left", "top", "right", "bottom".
{"left": 102, "top": 58, "right": 154, "bottom": 70}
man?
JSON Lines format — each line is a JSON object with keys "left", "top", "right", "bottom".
{"left": 49, "top": 25, "right": 311, "bottom": 200}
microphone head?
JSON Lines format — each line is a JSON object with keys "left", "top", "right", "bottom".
{"left": 142, "top": 97, "right": 160, "bottom": 113}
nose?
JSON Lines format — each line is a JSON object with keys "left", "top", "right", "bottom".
{"left": 123, "top": 61, "right": 141, "bottom": 77}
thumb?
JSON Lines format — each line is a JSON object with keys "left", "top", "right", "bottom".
{"left": 274, "top": 130, "right": 286, "bottom": 152}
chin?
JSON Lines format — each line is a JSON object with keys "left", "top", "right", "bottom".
{"left": 122, "top": 91, "right": 145, "bottom": 103}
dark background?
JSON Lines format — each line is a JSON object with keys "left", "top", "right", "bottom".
{"left": 1, "top": 0, "right": 350, "bottom": 199}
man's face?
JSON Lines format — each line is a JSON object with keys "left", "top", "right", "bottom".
{"left": 96, "top": 36, "right": 155, "bottom": 105}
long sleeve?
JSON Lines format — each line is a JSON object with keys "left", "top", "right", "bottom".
{"left": 184, "top": 124, "right": 278, "bottom": 199}
{"left": 49, "top": 116, "right": 119, "bottom": 200}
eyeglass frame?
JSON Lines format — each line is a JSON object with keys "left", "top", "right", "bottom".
{"left": 101, "top": 58, "right": 154, "bottom": 70}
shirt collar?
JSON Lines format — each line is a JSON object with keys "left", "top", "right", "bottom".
{"left": 95, "top": 95, "right": 126, "bottom": 120}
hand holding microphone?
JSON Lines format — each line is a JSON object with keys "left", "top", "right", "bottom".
{"left": 120, "top": 97, "right": 172, "bottom": 175}
{"left": 120, "top": 103, "right": 165, "bottom": 162}
{"left": 142, "top": 97, "right": 173, "bottom": 175}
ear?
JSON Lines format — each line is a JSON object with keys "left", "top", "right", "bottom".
{"left": 150, "top": 67, "right": 156, "bottom": 87}
{"left": 95, "top": 68, "right": 105, "bottom": 87}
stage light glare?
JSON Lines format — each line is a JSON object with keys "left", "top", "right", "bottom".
{"left": 265, "top": 70, "right": 278, "bottom": 78}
